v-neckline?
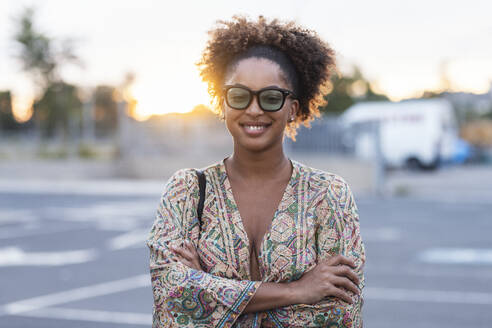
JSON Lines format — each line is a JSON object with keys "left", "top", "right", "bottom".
{"left": 219, "top": 157, "right": 297, "bottom": 278}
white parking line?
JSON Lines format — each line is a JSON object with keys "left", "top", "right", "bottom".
{"left": 419, "top": 248, "right": 492, "bottom": 265}
{"left": 0, "top": 210, "right": 37, "bottom": 226}
{"left": 19, "top": 307, "right": 151, "bottom": 325}
{"left": 362, "top": 227, "right": 401, "bottom": 242}
{"left": 0, "top": 274, "right": 150, "bottom": 316}
{"left": 0, "top": 226, "right": 85, "bottom": 240}
{"left": 107, "top": 229, "right": 149, "bottom": 251}
{"left": 0, "top": 247, "right": 97, "bottom": 267}
{"left": 365, "top": 287, "right": 492, "bottom": 305}
{"left": 0, "top": 179, "right": 164, "bottom": 196}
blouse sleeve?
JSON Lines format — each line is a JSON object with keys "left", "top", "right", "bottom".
{"left": 146, "top": 169, "right": 261, "bottom": 328}
{"left": 270, "top": 177, "right": 366, "bottom": 327}
{"left": 312, "top": 177, "right": 366, "bottom": 327}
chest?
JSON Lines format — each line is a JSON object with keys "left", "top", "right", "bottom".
{"left": 231, "top": 182, "right": 286, "bottom": 254}
{"left": 197, "top": 174, "right": 319, "bottom": 282}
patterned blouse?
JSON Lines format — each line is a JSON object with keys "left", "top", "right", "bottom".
{"left": 146, "top": 158, "right": 366, "bottom": 327}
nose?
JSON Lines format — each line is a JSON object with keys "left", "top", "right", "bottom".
{"left": 244, "top": 95, "right": 263, "bottom": 116}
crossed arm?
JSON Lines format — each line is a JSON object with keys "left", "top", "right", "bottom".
{"left": 170, "top": 177, "right": 365, "bottom": 319}
{"left": 149, "top": 169, "right": 365, "bottom": 327}
{"left": 171, "top": 241, "right": 361, "bottom": 313}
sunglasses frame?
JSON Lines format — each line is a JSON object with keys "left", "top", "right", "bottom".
{"left": 223, "top": 84, "right": 297, "bottom": 112}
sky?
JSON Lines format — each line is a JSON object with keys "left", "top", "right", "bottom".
{"left": 1, "top": 0, "right": 492, "bottom": 121}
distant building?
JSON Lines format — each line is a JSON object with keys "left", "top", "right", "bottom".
{"left": 442, "top": 82, "right": 492, "bottom": 123}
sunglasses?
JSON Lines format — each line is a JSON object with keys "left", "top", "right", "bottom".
{"left": 223, "top": 85, "right": 297, "bottom": 112}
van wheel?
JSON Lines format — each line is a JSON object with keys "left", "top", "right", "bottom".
{"left": 405, "top": 157, "right": 422, "bottom": 171}
{"left": 422, "top": 156, "right": 440, "bottom": 171}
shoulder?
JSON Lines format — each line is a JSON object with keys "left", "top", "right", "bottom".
{"left": 162, "top": 160, "right": 223, "bottom": 194}
{"left": 294, "top": 160, "right": 352, "bottom": 196}
{"left": 164, "top": 168, "right": 196, "bottom": 189}
{"left": 294, "top": 160, "right": 356, "bottom": 212}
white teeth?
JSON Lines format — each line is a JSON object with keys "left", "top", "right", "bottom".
{"left": 244, "top": 125, "right": 265, "bottom": 131}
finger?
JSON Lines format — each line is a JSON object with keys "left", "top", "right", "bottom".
{"left": 170, "top": 245, "right": 193, "bottom": 260}
{"left": 334, "top": 265, "right": 360, "bottom": 286}
{"left": 184, "top": 240, "right": 199, "bottom": 255}
{"left": 332, "top": 276, "right": 360, "bottom": 295}
{"left": 166, "top": 256, "right": 179, "bottom": 264}
{"left": 177, "top": 247, "right": 196, "bottom": 261}
{"left": 184, "top": 242, "right": 201, "bottom": 267}
{"left": 192, "top": 258, "right": 202, "bottom": 270}
{"left": 330, "top": 286, "right": 353, "bottom": 304}
{"left": 327, "top": 255, "right": 356, "bottom": 268}
{"left": 169, "top": 244, "right": 182, "bottom": 255}
{"left": 183, "top": 241, "right": 200, "bottom": 258}
{"left": 178, "top": 257, "right": 194, "bottom": 268}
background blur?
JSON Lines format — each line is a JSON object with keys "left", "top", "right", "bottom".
{"left": 1, "top": 1, "right": 491, "bottom": 327}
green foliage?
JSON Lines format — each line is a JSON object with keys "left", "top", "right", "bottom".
{"left": 13, "top": 7, "right": 82, "bottom": 139}
{"left": 14, "top": 7, "right": 56, "bottom": 87}
{"left": 394, "top": 184, "right": 411, "bottom": 197}
{"left": 37, "top": 146, "right": 68, "bottom": 159}
{"left": 481, "top": 110, "right": 492, "bottom": 120}
{"left": 78, "top": 143, "right": 98, "bottom": 159}
{"left": 34, "top": 82, "right": 82, "bottom": 138}
{"left": 320, "top": 66, "right": 388, "bottom": 115}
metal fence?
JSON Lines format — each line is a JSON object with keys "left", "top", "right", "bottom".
{"left": 285, "top": 116, "right": 355, "bottom": 154}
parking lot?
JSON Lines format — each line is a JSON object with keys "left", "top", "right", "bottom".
{"left": 1, "top": 164, "right": 491, "bottom": 327}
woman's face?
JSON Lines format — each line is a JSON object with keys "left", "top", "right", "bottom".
{"left": 223, "top": 57, "right": 299, "bottom": 153}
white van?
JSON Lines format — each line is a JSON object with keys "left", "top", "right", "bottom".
{"left": 339, "top": 99, "right": 459, "bottom": 170}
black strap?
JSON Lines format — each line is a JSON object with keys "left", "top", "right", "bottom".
{"left": 195, "top": 169, "right": 206, "bottom": 221}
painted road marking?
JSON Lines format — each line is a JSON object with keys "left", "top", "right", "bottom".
{"left": 19, "top": 307, "right": 151, "bottom": 325}
{"left": 108, "top": 229, "right": 149, "bottom": 251}
{"left": 0, "top": 226, "right": 85, "bottom": 240}
{"left": 362, "top": 227, "right": 401, "bottom": 242}
{"left": 0, "top": 179, "right": 164, "bottom": 196}
{"left": 365, "top": 287, "right": 492, "bottom": 305}
{"left": 0, "top": 274, "right": 149, "bottom": 315}
{"left": 419, "top": 248, "right": 492, "bottom": 265}
{"left": 0, "top": 247, "right": 97, "bottom": 267}
{"left": 2, "top": 278, "right": 491, "bottom": 326}
{"left": 0, "top": 210, "right": 37, "bottom": 226}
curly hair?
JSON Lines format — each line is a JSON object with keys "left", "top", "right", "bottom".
{"left": 197, "top": 15, "right": 336, "bottom": 140}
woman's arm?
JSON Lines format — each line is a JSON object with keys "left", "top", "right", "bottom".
{"left": 147, "top": 169, "right": 261, "bottom": 328}
{"left": 243, "top": 254, "right": 359, "bottom": 313}
{"left": 173, "top": 239, "right": 360, "bottom": 314}
{"left": 283, "top": 177, "right": 366, "bottom": 327}
{"left": 168, "top": 172, "right": 364, "bottom": 325}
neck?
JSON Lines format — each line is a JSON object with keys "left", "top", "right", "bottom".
{"left": 226, "top": 139, "right": 291, "bottom": 182}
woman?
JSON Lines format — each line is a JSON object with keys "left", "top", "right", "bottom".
{"left": 146, "top": 16, "right": 365, "bottom": 327}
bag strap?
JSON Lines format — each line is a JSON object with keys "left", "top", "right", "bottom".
{"left": 195, "top": 169, "right": 206, "bottom": 222}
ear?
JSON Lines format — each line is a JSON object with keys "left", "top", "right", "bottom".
{"left": 288, "top": 99, "right": 299, "bottom": 122}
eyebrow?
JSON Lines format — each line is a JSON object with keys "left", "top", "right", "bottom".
{"left": 228, "top": 83, "right": 284, "bottom": 90}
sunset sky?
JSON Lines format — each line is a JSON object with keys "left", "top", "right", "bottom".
{"left": 1, "top": 0, "right": 491, "bottom": 121}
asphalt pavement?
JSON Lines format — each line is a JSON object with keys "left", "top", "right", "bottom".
{"left": 1, "top": 165, "right": 491, "bottom": 327}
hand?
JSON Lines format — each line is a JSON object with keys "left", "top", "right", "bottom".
{"left": 169, "top": 240, "right": 203, "bottom": 271}
{"left": 291, "top": 254, "right": 360, "bottom": 305}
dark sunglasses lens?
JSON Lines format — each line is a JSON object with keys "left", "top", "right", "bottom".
{"left": 226, "top": 88, "right": 251, "bottom": 109}
{"left": 259, "top": 89, "right": 284, "bottom": 111}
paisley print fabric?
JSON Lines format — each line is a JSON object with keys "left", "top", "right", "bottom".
{"left": 146, "top": 158, "right": 365, "bottom": 327}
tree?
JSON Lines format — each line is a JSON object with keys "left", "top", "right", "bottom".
{"left": 13, "top": 7, "right": 82, "bottom": 139}
{"left": 320, "top": 66, "right": 388, "bottom": 115}
{"left": 0, "top": 91, "right": 20, "bottom": 131}
{"left": 33, "top": 82, "right": 82, "bottom": 138}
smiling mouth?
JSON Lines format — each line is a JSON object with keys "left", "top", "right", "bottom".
{"left": 240, "top": 123, "right": 272, "bottom": 135}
